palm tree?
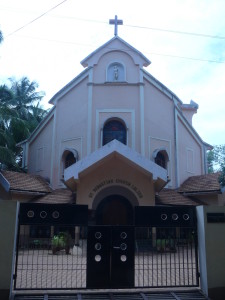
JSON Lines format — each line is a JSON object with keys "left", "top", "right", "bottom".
{"left": 6, "top": 77, "right": 45, "bottom": 119}
{"left": 0, "top": 78, "right": 47, "bottom": 170}
{"left": 0, "top": 85, "right": 18, "bottom": 169}
{"left": 27, "top": 102, "right": 48, "bottom": 132}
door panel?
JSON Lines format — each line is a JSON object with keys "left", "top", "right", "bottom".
{"left": 87, "top": 226, "right": 111, "bottom": 288}
{"left": 111, "top": 226, "right": 134, "bottom": 288}
{"left": 86, "top": 226, "right": 134, "bottom": 288}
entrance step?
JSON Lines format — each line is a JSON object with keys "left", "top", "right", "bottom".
{"left": 13, "top": 290, "right": 209, "bottom": 300}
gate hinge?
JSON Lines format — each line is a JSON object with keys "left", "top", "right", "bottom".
{"left": 198, "top": 272, "right": 201, "bottom": 278}
{"left": 13, "top": 274, "right": 17, "bottom": 280}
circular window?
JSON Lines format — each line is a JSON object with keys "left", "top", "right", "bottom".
{"left": 120, "top": 232, "right": 127, "bottom": 239}
{"left": 183, "top": 214, "right": 190, "bottom": 221}
{"left": 95, "top": 232, "right": 102, "bottom": 239}
{"left": 27, "top": 210, "right": 34, "bottom": 218}
{"left": 172, "top": 213, "right": 179, "bottom": 221}
{"left": 120, "top": 255, "right": 127, "bottom": 262}
{"left": 52, "top": 211, "right": 60, "bottom": 219}
{"left": 95, "top": 243, "right": 101, "bottom": 251}
{"left": 95, "top": 255, "right": 101, "bottom": 262}
{"left": 40, "top": 211, "right": 47, "bottom": 219}
{"left": 161, "top": 214, "right": 167, "bottom": 221}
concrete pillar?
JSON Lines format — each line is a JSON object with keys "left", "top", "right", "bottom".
{"left": 0, "top": 201, "right": 19, "bottom": 300}
{"left": 197, "top": 206, "right": 225, "bottom": 300}
{"left": 75, "top": 226, "right": 80, "bottom": 246}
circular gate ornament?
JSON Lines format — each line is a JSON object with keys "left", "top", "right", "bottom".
{"left": 95, "top": 232, "right": 102, "bottom": 239}
{"left": 120, "top": 255, "right": 127, "bottom": 262}
{"left": 161, "top": 213, "right": 167, "bottom": 221}
{"left": 52, "top": 211, "right": 60, "bottom": 219}
{"left": 183, "top": 214, "right": 190, "bottom": 221}
{"left": 172, "top": 213, "right": 179, "bottom": 221}
{"left": 120, "top": 243, "right": 127, "bottom": 251}
{"left": 95, "top": 243, "right": 101, "bottom": 251}
{"left": 95, "top": 255, "right": 101, "bottom": 262}
{"left": 40, "top": 211, "right": 47, "bottom": 219}
{"left": 120, "top": 232, "right": 127, "bottom": 239}
{"left": 27, "top": 210, "right": 34, "bottom": 218}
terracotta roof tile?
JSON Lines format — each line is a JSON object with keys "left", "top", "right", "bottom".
{"left": 1, "top": 170, "right": 52, "bottom": 193}
{"left": 156, "top": 189, "right": 198, "bottom": 206}
{"left": 33, "top": 188, "right": 75, "bottom": 204}
{"left": 179, "top": 173, "right": 220, "bottom": 193}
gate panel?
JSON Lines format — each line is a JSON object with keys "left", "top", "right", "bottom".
{"left": 135, "top": 226, "right": 198, "bottom": 287}
{"left": 14, "top": 203, "right": 88, "bottom": 290}
{"left": 134, "top": 206, "right": 199, "bottom": 288}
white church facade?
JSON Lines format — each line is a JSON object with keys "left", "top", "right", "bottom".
{"left": 1, "top": 21, "right": 224, "bottom": 221}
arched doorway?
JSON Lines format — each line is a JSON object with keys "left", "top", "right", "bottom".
{"left": 95, "top": 194, "right": 134, "bottom": 225}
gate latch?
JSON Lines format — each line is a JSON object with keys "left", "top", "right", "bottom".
{"left": 113, "top": 246, "right": 120, "bottom": 249}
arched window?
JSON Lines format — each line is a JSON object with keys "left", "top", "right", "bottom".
{"left": 155, "top": 152, "right": 166, "bottom": 169}
{"left": 103, "top": 119, "right": 127, "bottom": 145}
{"left": 62, "top": 149, "right": 78, "bottom": 170}
{"left": 153, "top": 149, "right": 169, "bottom": 170}
{"left": 65, "top": 152, "right": 76, "bottom": 168}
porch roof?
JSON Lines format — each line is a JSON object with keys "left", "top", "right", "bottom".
{"left": 64, "top": 140, "right": 168, "bottom": 192}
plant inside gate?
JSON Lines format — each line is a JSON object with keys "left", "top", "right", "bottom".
{"left": 51, "top": 232, "right": 71, "bottom": 255}
{"left": 156, "top": 238, "right": 176, "bottom": 252}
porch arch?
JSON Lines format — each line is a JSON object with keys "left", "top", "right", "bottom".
{"left": 92, "top": 185, "right": 139, "bottom": 211}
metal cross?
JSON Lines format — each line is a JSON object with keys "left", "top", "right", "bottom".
{"left": 109, "top": 15, "right": 123, "bottom": 36}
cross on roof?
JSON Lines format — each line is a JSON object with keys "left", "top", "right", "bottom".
{"left": 109, "top": 15, "right": 123, "bottom": 36}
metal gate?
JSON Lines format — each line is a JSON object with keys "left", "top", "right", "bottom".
{"left": 87, "top": 226, "right": 134, "bottom": 288}
{"left": 13, "top": 203, "right": 199, "bottom": 290}
{"left": 134, "top": 206, "right": 199, "bottom": 287}
{"left": 13, "top": 203, "right": 88, "bottom": 290}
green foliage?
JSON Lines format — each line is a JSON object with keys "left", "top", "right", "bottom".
{"left": 0, "top": 77, "right": 48, "bottom": 170}
{"left": 207, "top": 144, "right": 225, "bottom": 187}
{"left": 156, "top": 239, "right": 175, "bottom": 252}
{"left": 51, "top": 232, "right": 71, "bottom": 254}
{"left": 218, "top": 165, "right": 225, "bottom": 187}
{"left": 52, "top": 234, "right": 67, "bottom": 248}
{"left": 207, "top": 149, "right": 215, "bottom": 174}
{"left": 0, "top": 30, "right": 3, "bottom": 44}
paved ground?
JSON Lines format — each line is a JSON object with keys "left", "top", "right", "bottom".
{"left": 14, "top": 244, "right": 198, "bottom": 290}
{"left": 13, "top": 289, "right": 209, "bottom": 300}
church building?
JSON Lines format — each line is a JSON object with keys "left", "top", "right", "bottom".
{"left": 1, "top": 17, "right": 224, "bottom": 224}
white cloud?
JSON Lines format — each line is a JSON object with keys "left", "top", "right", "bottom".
{"left": 0, "top": 0, "right": 225, "bottom": 145}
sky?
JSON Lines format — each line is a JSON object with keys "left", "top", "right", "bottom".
{"left": 0, "top": 0, "right": 225, "bottom": 146}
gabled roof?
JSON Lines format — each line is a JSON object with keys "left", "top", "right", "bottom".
{"left": 64, "top": 139, "right": 168, "bottom": 191}
{"left": 0, "top": 170, "right": 52, "bottom": 194}
{"left": 81, "top": 36, "right": 151, "bottom": 68}
{"left": 179, "top": 172, "right": 221, "bottom": 194}
{"left": 49, "top": 67, "right": 91, "bottom": 105}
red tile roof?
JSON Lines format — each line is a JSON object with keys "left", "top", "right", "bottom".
{"left": 179, "top": 173, "right": 220, "bottom": 193}
{"left": 33, "top": 188, "right": 75, "bottom": 204}
{"left": 156, "top": 189, "right": 199, "bottom": 206}
{"left": 1, "top": 170, "right": 52, "bottom": 193}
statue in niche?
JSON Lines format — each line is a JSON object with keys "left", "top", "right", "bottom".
{"left": 114, "top": 65, "right": 119, "bottom": 81}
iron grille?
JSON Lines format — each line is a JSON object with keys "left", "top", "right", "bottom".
{"left": 135, "top": 227, "right": 199, "bottom": 288}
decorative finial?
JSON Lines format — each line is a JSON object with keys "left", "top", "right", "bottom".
{"left": 109, "top": 15, "right": 123, "bottom": 36}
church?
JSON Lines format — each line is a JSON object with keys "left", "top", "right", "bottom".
{"left": 0, "top": 17, "right": 224, "bottom": 224}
